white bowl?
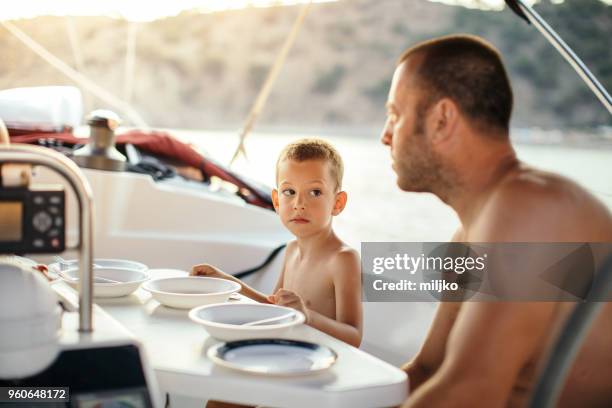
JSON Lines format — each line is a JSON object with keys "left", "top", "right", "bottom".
{"left": 143, "top": 277, "right": 241, "bottom": 309}
{"left": 49, "top": 258, "right": 148, "bottom": 274}
{"left": 60, "top": 267, "right": 150, "bottom": 298}
{"left": 189, "top": 303, "right": 305, "bottom": 341}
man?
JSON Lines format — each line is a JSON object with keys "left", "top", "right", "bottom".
{"left": 381, "top": 34, "right": 612, "bottom": 407}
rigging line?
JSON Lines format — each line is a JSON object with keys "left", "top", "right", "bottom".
{"left": 64, "top": 16, "right": 93, "bottom": 113}
{"left": 124, "top": 21, "right": 139, "bottom": 105}
{"left": 0, "top": 20, "right": 149, "bottom": 129}
{"left": 229, "top": 0, "right": 313, "bottom": 166}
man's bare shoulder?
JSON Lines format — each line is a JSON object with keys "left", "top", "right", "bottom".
{"left": 496, "top": 167, "right": 600, "bottom": 210}
{"left": 475, "top": 166, "right": 612, "bottom": 241}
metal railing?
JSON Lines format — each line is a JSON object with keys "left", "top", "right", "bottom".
{"left": 529, "top": 253, "right": 612, "bottom": 407}
{"left": 0, "top": 144, "right": 96, "bottom": 332}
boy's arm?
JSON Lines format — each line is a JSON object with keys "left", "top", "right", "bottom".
{"left": 330, "top": 249, "right": 363, "bottom": 346}
{"left": 192, "top": 243, "right": 291, "bottom": 303}
{"left": 191, "top": 264, "right": 270, "bottom": 303}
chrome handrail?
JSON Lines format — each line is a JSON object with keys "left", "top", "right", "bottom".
{"left": 505, "top": 0, "right": 612, "bottom": 114}
{"left": 0, "top": 144, "right": 95, "bottom": 332}
{"left": 529, "top": 253, "right": 612, "bottom": 408}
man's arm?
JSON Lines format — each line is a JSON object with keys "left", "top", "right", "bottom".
{"left": 402, "top": 229, "right": 465, "bottom": 390}
{"left": 403, "top": 302, "right": 555, "bottom": 408}
{"left": 402, "top": 302, "right": 461, "bottom": 391}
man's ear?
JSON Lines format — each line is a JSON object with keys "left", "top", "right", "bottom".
{"left": 332, "top": 191, "right": 348, "bottom": 216}
{"left": 428, "top": 98, "right": 458, "bottom": 144}
{"left": 271, "top": 189, "right": 280, "bottom": 213}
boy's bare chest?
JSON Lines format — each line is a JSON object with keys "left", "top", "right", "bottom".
{"left": 282, "top": 258, "right": 335, "bottom": 312}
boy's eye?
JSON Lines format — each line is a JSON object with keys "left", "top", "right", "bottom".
{"left": 310, "top": 189, "right": 322, "bottom": 197}
{"left": 281, "top": 188, "right": 295, "bottom": 196}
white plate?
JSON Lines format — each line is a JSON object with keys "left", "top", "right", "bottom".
{"left": 48, "top": 258, "right": 148, "bottom": 274}
{"left": 189, "top": 303, "right": 305, "bottom": 341}
{"left": 60, "top": 267, "right": 149, "bottom": 298}
{"left": 208, "top": 339, "right": 337, "bottom": 376}
{"left": 143, "top": 277, "right": 241, "bottom": 309}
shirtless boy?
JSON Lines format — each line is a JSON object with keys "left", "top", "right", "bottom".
{"left": 381, "top": 34, "right": 612, "bottom": 407}
{"left": 192, "top": 138, "right": 362, "bottom": 348}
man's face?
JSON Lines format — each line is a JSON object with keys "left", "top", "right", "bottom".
{"left": 381, "top": 60, "right": 444, "bottom": 192}
{"left": 273, "top": 159, "right": 342, "bottom": 238}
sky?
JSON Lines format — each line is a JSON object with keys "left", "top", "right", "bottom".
{"left": 1, "top": 0, "right": 609, "bottom": 21}
{"left": 2, "top": 0, "right": 337, "bottom": 22}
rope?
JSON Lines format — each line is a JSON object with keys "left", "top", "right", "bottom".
{"left": 234, "top": 244, "right": 287, "bottom": 280}
{"left": 229, "top": 0, "right": 313, "bottom": 166}
{"left": 0, "top": 20, "right": 149, "bottom": 128}
{"left": 124, "top": 21, "right": 139, "bottom": 105}
{"left": 64, "top": 16, "right": 94, "bottom": 113}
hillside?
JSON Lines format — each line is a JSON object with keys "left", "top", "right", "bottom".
{"left": 1, "top": 0, "right": 610, "bottom": 130}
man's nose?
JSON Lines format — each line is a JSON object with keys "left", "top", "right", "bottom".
{"left": 380, "top": 119, "right": 391, "bottom": 146}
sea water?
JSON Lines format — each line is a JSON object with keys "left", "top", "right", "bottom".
{"left": 174, "top": 129, "right": 612, "bottom": 247}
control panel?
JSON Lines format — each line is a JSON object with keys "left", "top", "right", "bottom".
{"left": 0, "top": 186, "right": 66, "bottom": 254}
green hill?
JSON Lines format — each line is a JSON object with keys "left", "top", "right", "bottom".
{"left": 0, "top": 0, "right": 610, "bottom": 130}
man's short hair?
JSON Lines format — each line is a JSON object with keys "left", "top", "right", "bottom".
{"left": 399, "top": 34, "right": 513, "bottom": 133}
{"left": 276, "top": 138, "right": 344, "bottom": 191}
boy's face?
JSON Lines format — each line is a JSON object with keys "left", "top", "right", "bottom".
{"left": 272, "top": 159, "right": 347, "bottom": 238}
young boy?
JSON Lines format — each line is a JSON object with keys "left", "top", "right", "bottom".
{"left": 191, "top": 138, "right": 362, "bottom": 347}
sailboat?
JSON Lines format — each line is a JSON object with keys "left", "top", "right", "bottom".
{"left": 0, "top": 1, "right": 610, "bottom": 407}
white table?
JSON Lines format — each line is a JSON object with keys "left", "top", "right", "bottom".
{"left": 94, "top": 269, "right": 408, "bottom": 408}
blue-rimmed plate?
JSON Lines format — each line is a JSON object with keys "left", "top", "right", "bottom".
{"left": 207, "top": 339, "right": 337, "bottom": 376}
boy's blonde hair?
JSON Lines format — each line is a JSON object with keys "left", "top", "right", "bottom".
{"left": 276, "top": 138, "right": 344, "bottom": 191}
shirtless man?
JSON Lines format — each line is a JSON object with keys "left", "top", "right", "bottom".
{"left": 381, "top": 34, "right": 612, "bottom": 407}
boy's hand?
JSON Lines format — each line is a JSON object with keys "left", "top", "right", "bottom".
{"left": 190, "top": 264, "right": 230, "bottom": 280}
{"left": 268, "top": 289, "right": 310, "bottom": 324}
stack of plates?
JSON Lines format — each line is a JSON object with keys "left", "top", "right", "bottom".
{"left": 57, "top": 267, "right": 149, "bottom": 298}
{"left": 48, "top": 258, "right": 148, "bottom": 274}
{"left": 49, "top": 258, "right": 149, "bottom": 298}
